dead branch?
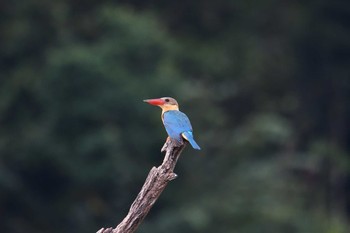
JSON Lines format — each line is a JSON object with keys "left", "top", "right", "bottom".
{"left": 97, "top": 139, "right": 186, "bottom": 233}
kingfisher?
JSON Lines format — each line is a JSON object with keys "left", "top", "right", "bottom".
{"left": 143, "top": 97, "right": 201, "bottom": 150}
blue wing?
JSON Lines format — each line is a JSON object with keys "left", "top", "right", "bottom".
{"left": 163, "top": 110, "right": 201, "bottom": 150}
{"left": 182, "top": 131, "right": 201, "bottom": 150}
{"left": 163, "top": 110, "right": 193, "bottom": 141}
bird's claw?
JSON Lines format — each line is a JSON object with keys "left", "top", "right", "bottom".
{"left": 161, "top": 138, "right": 183, "bottom": 152}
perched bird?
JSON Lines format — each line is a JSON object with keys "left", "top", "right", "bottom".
{"left": 143, "top": 97, "right": 201, "bottom": 150}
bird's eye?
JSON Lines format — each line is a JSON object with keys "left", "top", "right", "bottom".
{"left": 165, "top": 99, "right": 170, "bottom": 102}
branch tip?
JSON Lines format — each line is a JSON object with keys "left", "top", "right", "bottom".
{"left": 167, "top": 172, "right": 178, "bottom": 181}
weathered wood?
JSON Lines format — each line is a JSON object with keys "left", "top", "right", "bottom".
{"left": 97, "top": 139, "right": 186, "bottom": 233}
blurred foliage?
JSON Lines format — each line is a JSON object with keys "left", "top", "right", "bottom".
{"left": 0, "top": 0, "right": 350, "bottom": 233}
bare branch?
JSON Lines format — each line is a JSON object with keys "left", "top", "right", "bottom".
{"left": 97, "top": 139, "right": 186, "bottom": 233}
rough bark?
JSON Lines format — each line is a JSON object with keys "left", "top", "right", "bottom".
{"left": 97, "top": 139, "right": 186, "bottom": 233}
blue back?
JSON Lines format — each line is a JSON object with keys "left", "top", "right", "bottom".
{"left": 163, "top": 110, "right": 193, "bottom": 141}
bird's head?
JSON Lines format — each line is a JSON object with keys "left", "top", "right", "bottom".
{"left": 143, "top": 97, "right": 179, "bottom": 111}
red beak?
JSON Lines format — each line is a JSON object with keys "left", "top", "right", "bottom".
{"left": 143, "top": 98, "right": 165, "bottom": 106}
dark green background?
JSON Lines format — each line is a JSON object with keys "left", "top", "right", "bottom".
{"left": 1, "top": 0, "right": 349, "bottom": 232}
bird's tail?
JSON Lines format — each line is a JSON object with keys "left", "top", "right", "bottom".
{"left": 182, "top": 131, "right": 201, "bottom": 150}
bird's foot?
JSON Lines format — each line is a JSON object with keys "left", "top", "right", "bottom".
{"left": 161, "top": 138, "right": 182, "bottom": 153}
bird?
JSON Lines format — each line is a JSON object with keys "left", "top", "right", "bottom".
{"left": 143, "top": 97, "right": 201, "bottom": 150}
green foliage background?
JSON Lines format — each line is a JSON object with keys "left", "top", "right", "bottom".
{"left": 1, "top": 1, "right": 349, "bottom": 232}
